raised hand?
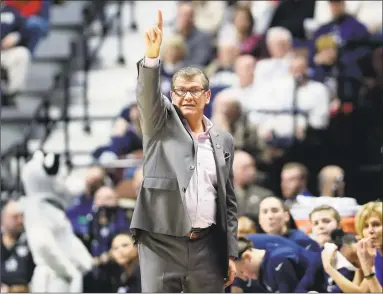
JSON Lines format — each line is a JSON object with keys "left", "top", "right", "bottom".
{"left": 356, "top": 237, "right": 376, "bottom": 272}
{"left": 321, "top": 242, "right": 337, "bottom": 271}
{"left": 145, "top": 10, "right": 163, "bottom": 58}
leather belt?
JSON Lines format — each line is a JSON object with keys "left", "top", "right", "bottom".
{"left": 186, "top": 226, "right": 212, "bottom": 240}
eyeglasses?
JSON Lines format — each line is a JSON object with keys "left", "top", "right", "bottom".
{"left": 172, "top": 88, "right": 207, "bottom": 98}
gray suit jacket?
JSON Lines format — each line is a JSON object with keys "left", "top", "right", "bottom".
{"left": 130, "top": 59, "right": 238, "bottom": 265}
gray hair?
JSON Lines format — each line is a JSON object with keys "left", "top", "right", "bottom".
{"left": 267, "top": 27, "right": 293, "bottom": 45}
{"left": 171, "top": 67, "right": 210, "bottom": 90}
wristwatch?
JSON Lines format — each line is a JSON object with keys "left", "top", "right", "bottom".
{"left": 364, "top": 272, "right": 376, "bottom": 280}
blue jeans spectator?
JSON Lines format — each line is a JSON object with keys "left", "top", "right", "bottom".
{"left": 24, "top": 16, "right": 49, "bottom": 55}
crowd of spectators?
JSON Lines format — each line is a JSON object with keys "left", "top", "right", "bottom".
{"left": 1, "top": 0, "right": 52, "bottom": 106}
{"left": 1, "top": 0, "right": 382, "bottom": 293}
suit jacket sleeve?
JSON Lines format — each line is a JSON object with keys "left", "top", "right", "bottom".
{"left": 136, "top": 58, "right": 169, "bottom": 136}
{"left": 225, "top": 135, "right": 238, "bottom": 259}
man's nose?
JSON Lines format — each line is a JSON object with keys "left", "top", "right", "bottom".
{"left": 184, "top": 92, "right": 193, "bottom": 100}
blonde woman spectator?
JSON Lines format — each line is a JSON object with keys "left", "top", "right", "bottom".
{"left": 355, "top": 201, "right": 382, "bottom": 292}
{"left": 321, "top": 201, "right": 382, "bottom": 293}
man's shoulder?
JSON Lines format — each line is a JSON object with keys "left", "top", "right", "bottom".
{"left": 249, "top": 185, "right": 273, "bottom": 197}
{"left": 216, "top": 128, "right": 234, "bottom": 147}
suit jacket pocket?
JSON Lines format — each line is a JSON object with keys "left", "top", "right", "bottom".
{"left": 142, "top": 177, "right": 178, "bottom": 191}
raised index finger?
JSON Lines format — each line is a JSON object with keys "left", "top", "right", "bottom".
{"left": 157, "top": 10, "right": 163, "bottom": 31}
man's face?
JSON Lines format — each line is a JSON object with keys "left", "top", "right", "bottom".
{"left": 233, "top": 156, "right": 256, "bottom": 187}
{"left": 281, "top": 168, "right": 303, "bottom": 199}
{"left": 94, "top": 187, "right": 118, "bottom": 208}
{"left": 164, "top": 44, "right": 184, "bottom": 64}
{"left": 310, "top": 210, "right": 339, "bottom": 247}
{"left": 329, "top": 1, "right": 346, "bottom": 19}
{"left": 85, "top": 167, "right": 105, "bottom": 196}
{"left": 176, "top": 3, "right": 194, "bottom": 31}
{"left": 218, "top": 44, "right": 239, "bottom": 67}
{"left": 267, "top": 38, "right": 290, "bottom": 58}
{"left": 233, "top": 10, "right": 252, "bottom": 35}
{"left": 171, "top": 76, "right": 210, "bottom": 119}
{"left": 1, "top": 202, "right": 24, "bottom": 235}
{"left": 234, "top": 56, "right": 255, "bottom": 86}
{"left": 258, "top": 197, "right": 289, "bottom": 235}
{"left": 362, "top": 213, "right": 382, "bottom": 249}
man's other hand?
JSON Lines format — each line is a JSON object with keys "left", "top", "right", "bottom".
{"left": 225, "top": 258, "right": 237, "bottom": 287}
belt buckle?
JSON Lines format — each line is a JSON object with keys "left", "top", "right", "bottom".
{"left": 189, "top": 231, "right": 196, "bottom": 240}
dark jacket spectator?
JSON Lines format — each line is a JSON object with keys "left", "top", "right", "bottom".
{"left": 1, "top": 5, "right": 30, "bottom": 49}
{"left": 309, "top": 10, "right": 370, "bottom": 103}
{"left": 5, "top": 0, "right": 51, "bottom": 54}
{"left": 268, "top": 0, "right": 316, "bottom": 41}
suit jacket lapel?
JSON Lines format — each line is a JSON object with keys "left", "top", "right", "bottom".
{"left": 209, "top": 127, "right": 226, "bottom": 198}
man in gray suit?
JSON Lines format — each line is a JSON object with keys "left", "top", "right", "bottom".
{"left": 130, "top": 10, "right": 238, "bottom": 293}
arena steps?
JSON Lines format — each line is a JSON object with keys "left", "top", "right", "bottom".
{"left": 50, "top": 1, "right": 87, "bottom": 31}
{"left": 30, "top": 1, "right": 178, "bottom": 183}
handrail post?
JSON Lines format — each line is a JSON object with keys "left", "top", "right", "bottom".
{"left": 82, "top": 6, "right": 91, "bottom": 134}
{"left": 15, "top": 145, "right": 21, "bottom": 194}
{"left": 62, "top": 41, "right": 76, "bottom": 172}
{"left": 117, "top": 0, "right": 126, "bottom": 65}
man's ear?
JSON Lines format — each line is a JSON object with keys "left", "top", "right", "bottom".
{"left": 243, "top": 251, "right": 252, "bottom": 262}
{"left": 205, "top": 89, "right": 211, "bottom": 105}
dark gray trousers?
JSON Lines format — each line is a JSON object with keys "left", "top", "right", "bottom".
{"left": 138, "top": 230, "right": 225, "bottom": 293}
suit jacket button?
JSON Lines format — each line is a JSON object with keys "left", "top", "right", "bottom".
{"left": 189, "top": 165, "right": 195, "bottom": 170}
{"left": 182, "top": 187, "right": 186, "bottom": 192}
